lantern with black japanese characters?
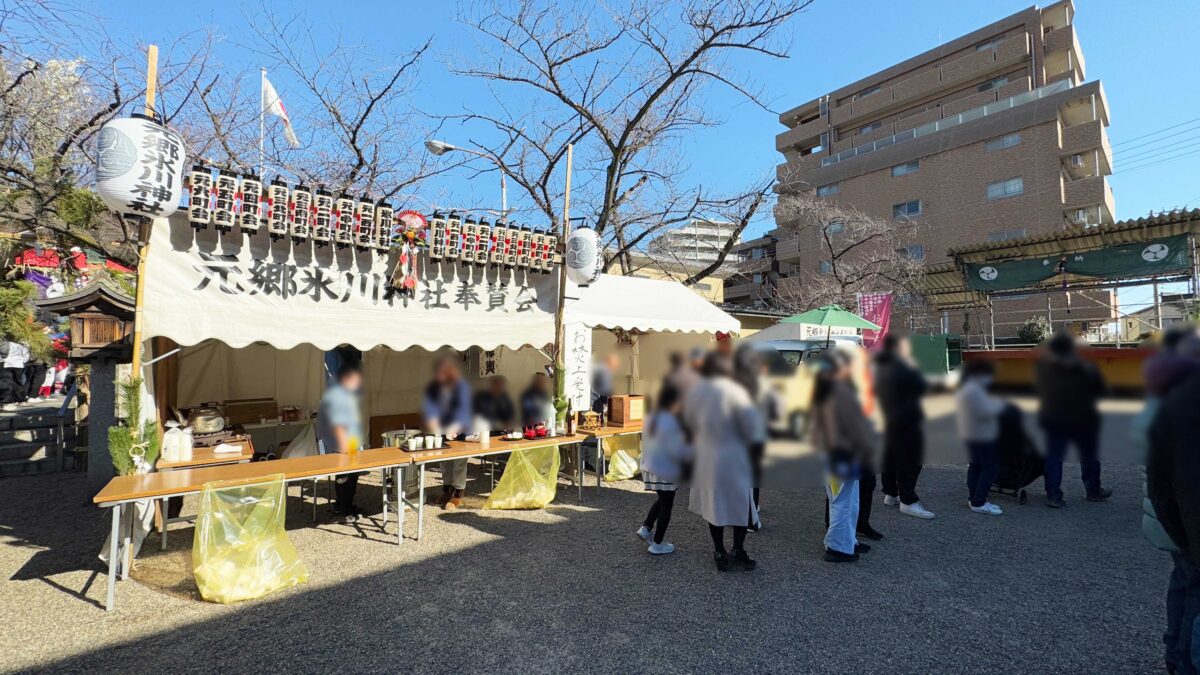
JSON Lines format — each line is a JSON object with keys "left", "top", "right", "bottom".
{"left": 290, "top": 184, "right": 312, "bottom": 239}
{"left": 212, "top": 170, "right": 238, "bottom": 231}
{"left": 428, "top": 211, "right": 447, "bottom": 261}
{"left": 95, "top": 114, "right": 187, "bottom": 219}
{"left": 333, "top": 194, "right": 355, "bottom": 246}
{"left": 312, "top": 188, "right": 333, "bottom": 244}
{"left": 238, "top": 174, "right": 262, "bottom": 232}
{"left": 565, "top": 227, "right": 602, "bottom": 286}
{"left": 475, "top": 218, "right": 492, "bottom": 267}
{"left": 265, "top": 179, "right": 289, "bottom": 237}
{"left": 444, "top": 212, "right": 462, "bottom": 261}
{"left": 490, "top": 219, "right": 509, "bottom": 268}
{"left": 187, "top": 165, "right": 213, "bottom": 228}
{"left": 354, "top": 199, "right": 375, "bottom": 249}
{"left": 374, "top": 201, "right": 394, "bottom": 251}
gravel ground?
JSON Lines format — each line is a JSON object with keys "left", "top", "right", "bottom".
{"left": 0, "top": 396, "right": 1169, "bottom": 674}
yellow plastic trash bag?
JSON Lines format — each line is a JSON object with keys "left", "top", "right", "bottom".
{"left": 485, "top": 445, "right": 560, "bottom": 509}
{"left": 193, "top": 474, "right": 309, "bottom": 604}
{"left": 603, "top": 435, "right": 641, "bottom": 482}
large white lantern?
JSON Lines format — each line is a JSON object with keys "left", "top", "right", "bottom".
{"left": 95, "top": 114, "right": 186, "bottom": 218}
{"left": 565, "top": 227, "right": 602, "bottom": 286}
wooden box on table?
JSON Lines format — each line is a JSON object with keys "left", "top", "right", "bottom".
{"left": 608, "top": 395, "right": 644, "bottom": 428}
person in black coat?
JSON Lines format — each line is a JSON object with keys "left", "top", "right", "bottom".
{"left": 473, "top": 376, "right": 515, "bottom": 430}
{"left": 873, "top": 334, "right": 935, "bottom": 521}
{"left": 1036, "top": 331, "right": 1109, "bottom": 507}
{"left": 1148, "top": 370, "right": 1200, "bottom": 674}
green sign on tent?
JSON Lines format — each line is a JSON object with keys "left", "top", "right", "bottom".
{"left": 964, "top": 235, "right": 1191, "bottom": 292}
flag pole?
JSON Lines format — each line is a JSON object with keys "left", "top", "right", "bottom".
{"left": 259, "top": 68, "right": 266, "bottom": 177}
{"left": 131, "top": 43, "right": 158, "bottom": 376}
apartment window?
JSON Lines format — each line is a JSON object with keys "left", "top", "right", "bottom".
{"left": 816, "top": 183, "right": 840, "bottom": 197}
{"left": 978, "top": 75, "right": 1009, "bottom": 93}
{"left": 753, "top": 273, "right": 763, "bottom": 284}
{"left": 987, "top": 227, "right": 1028, "bottom": 242}
{"left": 818, "top": 260, "right": 832, "bottom": 274}
{"left": 750, "top": 247, "right": 763, "bottom": 259}
{"left": 892, "top": 200, "right": 922, "bottom": 219}
{"left": 853, "top": 85, "right": 880, "bottom": 101}
{"left": 985, "top": 133, "right": 1021, "bottom": 152}
{"left": 891, "top": 160, "right": 920, "bottom": 177}
{"left": 824, "top": 219, "right": 845, "bottom": 234}
{"left": 896, "top": 244, "right": 925, "bottom": 261}
{"left": 859, "top": 120, "right": 882, "bottom": 135}
{"left": 975, "top": 39, "right": 1000, "bottom": 52}
{"left": 986, "top": 177, "right": 1025, "bottom": 201}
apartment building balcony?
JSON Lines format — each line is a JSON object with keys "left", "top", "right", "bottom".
{"left": 1043, "top": 24, "right": 1086, "bottom": 81}
{"left": 736, "top": 256, "right": 772, "bottom": 273}
{"left": 723, "top": 281, "right": 765, "bottom": 301}
{"left": 817, "top": 77, "right": 1084, "bottom": 170}
{"left": 775, "top": 236, "right": 804, "bottom": 261}
{"left": 825, "top": 33, "right": 1030, "bottom": 128}
{"left": 1063, "top": 175, "right": 1115, "bottom": 226}
{"left": 1060, "top": 119, "right": 1112, "bottom": 178}
{"left": 775, "top": 115, "right": 827, "bottom": 152}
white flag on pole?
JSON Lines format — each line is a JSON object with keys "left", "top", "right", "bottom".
{"left": 262, "top": 74, "right": 300, "bottom": 148}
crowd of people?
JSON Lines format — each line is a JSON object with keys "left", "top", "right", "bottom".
{"left": 310, "top": 326, "right": 1198, "bottom": 669}
{"left": 316, "top": 356, "right": 565, "bottom": 522}
{"left": 633, "top": 329, "right": 1127, "bottom": 570}
{"left": 0, "top": 340, "right": 69, "bottom": 410}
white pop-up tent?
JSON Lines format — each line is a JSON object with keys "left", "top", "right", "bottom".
{"left": 560, "top": 274, "right": 740, "bottom": 404}
{"left": 138, "top": 214, "right": 738, "bottom": 439}
{"left": 139, "top": 213, "right": 559, "bottom": 443}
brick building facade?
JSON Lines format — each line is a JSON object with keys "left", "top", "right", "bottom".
{"left": 727, "top": 1, "right": 1117, "bottom": 341}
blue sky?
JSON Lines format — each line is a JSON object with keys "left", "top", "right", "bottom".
{"left": 87, "top": 0, "right": 1200, "bottom": 305}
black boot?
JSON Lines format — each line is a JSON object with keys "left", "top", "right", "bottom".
{"left": 732, "top": 549, "right": 757, "bottom": 571}
{"left": 713, "top": 551, "right": 731, "bottom": 572}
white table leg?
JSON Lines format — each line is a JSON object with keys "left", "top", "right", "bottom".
{"left": 160, "top": 497, "right": 167, "bottom": 551}
{"left": 577, "top": 443, "right": 584, "bottom": 502}
{"left": 120, "top": 504, "right": 132, "bottom": 581}
{"left": 417, "top": 464, "right": 425, "bottom": 541}
{"left": 312, "top": 479, "right": 318, "bottom": 522}
{"left": 105, "top": 505, "right": 120, "bottom": 612}
{"left": 396, "top": 466, "right": 404, "bottom": 546}
{"left": 381, "top": 468, "right": 388, "bottom": 526}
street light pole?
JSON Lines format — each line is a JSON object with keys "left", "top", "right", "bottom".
{"left": 425, "top": 139, "right": 508, "bottom": 217}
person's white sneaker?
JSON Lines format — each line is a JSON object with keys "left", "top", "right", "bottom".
{"left": 647, "top": 541, "right": 675, "bottom": 555}
{"left": 883, "top": 494, "right": 901, "bottom": 507}
{"left": 1, "top": 404, "right": 16, "bottom": 412}
{"left": 27, "top": 397, "right": 41, "bottom": 403}
{"left": 636, "top": 526, "right": 653, "bottom": 542}
{"left": 899, "top": 502, "right": 936, "bottom": 519}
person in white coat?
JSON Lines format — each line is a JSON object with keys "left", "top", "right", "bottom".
{"left": 683, "top": 352, "right": 761, "bottom": 572}
{"left": 956, "top": 360, "right": 1007, "bottom": 515}
{"left": 636, "top": 385, "right": 693, "bottom": 555}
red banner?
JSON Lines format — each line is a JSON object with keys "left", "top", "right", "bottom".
{"left": 858, "top": 292, "right": 893, "bottom": 350}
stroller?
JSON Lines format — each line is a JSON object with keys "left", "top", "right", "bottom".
{"left": 990, "top": 403, "right": 1043, "bottom": 504}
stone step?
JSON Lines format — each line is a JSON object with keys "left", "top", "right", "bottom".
{"left": 0, "top": 441, "right": 68, "bottom": 463}
{"left": 0, "top": 455, "right": 61, "bottom": 478}
{"left": 2, "top": 410, "right": 75, "bottom": 430}
{"left": 0, "top": 425, "right": 78, "bottom": 445}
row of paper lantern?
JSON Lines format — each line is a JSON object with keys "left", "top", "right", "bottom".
{"left": 92, "top": 113, "right": 603, "bottom": 284}
{"left": 427, "top": 212, "right": 561, "bottom": 274}
{"left": 187, "top": 166, "right": 403, "bottom": 251}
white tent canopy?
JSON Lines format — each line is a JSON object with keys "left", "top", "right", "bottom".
{"left": 565, "top": 274, "right": 739, "bottom": 334}
{"left": 141, "top": 215, "right": 557, "bottom": 353}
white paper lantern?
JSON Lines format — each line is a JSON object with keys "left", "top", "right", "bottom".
{"left": 95, "top": 115, "right": 186, "bottom": 218}
{"left": 565, "top": 227, "right": 602, "bottom": 286}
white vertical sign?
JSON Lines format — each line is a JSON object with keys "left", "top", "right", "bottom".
{"left": 563, "top": 322, "right": 592, "bottom": 410}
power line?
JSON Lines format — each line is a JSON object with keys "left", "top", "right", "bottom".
{"left": 1111, "top": 115, "right": 1200, "bottom": 148}
{"left": 1116, "top": 137, "right": 1200, "bottom": 166}
{"left": 1112, "top": 123, "right": 1200, "bottom": 158}
{"left": 1116, "top": 146, "right": 1200, "bottom": 175}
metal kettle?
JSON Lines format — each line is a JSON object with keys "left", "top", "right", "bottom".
{"left": 187, "top": 403, "right": 226, "bottom": 434}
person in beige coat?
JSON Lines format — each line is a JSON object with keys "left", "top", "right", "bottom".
{"left": 683, "top": 352, "right": 762, "bottom": 572}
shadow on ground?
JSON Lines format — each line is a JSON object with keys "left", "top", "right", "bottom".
{"left": 0, "top": 417, "right": 1169, "bottom": 674}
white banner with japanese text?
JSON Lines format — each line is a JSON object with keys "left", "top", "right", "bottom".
{"left": 142, "top": 215, "right": 557, "bottom": 352}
